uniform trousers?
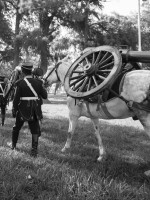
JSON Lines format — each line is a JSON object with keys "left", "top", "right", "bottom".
{"left": 13, "top": 111, "right": 41, "bottom": 135}
{"left": 12, "top": 111, "right": 41, "bottom": 154}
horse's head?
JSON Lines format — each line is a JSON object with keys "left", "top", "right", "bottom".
{"left": 43, "top": 56, "right": 73, "bottom": 89}
{"left": 43, "top": 62, "right": 61, "bottom": 88}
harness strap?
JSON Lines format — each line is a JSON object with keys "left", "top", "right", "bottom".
{"left": 100, "top": 102, "right": 116, "bottom": 119}
{"left": 55, "top": 63, "right": 61, "bottom": 81}
{"left": 96, "top": 94, "right": 116, "bottom": 119}
{"left": 85, "top": 100, "right": 116, "bottom": 119}
{"left": 20, "top": 97, "right": 38, "bottom": 100}
{"left": 132, "top": 101, "right": 150, "bottom": 112}
{"left": 24, "top": 78, "right": 38, "bottom": 97}
{"left": 20, "top": 78, "right": 38, "bottom": 101}
{"left": 85, "top": 101, "right": 97, "bottom": 118}
{"left": 0, "top": 83, "right": 4, "bottom": 96}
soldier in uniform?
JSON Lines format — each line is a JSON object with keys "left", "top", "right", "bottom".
{"left": 0, "top": 76, "right": 8, "bottom": 126}
{"left": 10, "top": 62, "right": 47, "bottom": 157}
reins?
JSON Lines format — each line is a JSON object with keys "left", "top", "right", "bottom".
{"left": 44, "top": 62, "right": 61, "bottom": 84}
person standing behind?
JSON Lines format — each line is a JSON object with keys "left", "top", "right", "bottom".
{"left": 0, "top": 76, "right": 8, "bottom": 126}
{"left": 9, "top": 62, "right": 47, "bottom": 157}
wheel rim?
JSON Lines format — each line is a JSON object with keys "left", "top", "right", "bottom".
{"left": 64, "top": 46, "right": 122, "bottom": 99}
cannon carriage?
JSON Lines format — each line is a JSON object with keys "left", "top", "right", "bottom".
{"left": 64, "top": 45, "right": 150, "bottom": 101}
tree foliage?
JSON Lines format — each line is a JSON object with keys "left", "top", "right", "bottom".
{"left": 2, "top": 0, "right": 150, "bottom": 75}
{"left": 102, "top": 14, "right": 138, "bottom": 50}
{"left": 0, "top": 0, "right": 14, "bottom": 63}
{"left": 140, "top": 2, "right": 150, "bottom": 50}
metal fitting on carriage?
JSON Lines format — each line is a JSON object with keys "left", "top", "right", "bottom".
{"left": 126, "top": 100, "right": 133, "bottom": 108}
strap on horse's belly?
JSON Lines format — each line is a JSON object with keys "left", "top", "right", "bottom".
{"left": 85, "top": 101, "right": 116, "bottom": 119}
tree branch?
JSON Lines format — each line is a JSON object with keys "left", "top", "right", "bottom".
{"left": 5, "top": 0, "right": 17, "bottom": 9}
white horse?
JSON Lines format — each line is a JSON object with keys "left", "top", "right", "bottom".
{"left": 44, "top": 59, "right": 150, "bottom": 174}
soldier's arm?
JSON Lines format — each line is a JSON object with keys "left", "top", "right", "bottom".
{"left": 40, "top": 84, "right": 47, "bottom": 99}
{"left": 13, "top": 86, "right": 21, "bottom": 112}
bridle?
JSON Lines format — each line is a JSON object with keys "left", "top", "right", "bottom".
{"left": 43, "top": 61, "right": 61, "bottom": 87}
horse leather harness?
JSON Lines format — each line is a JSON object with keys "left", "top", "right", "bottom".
{"left": 0, "top": 82, "right": 4, "bottom": 96}
{"left": 44, "top": 62, "right": 61, "bottom": 84}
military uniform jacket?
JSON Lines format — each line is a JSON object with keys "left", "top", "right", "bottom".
{"left": 13, "top": 75, "right": 47, "bottom": 121}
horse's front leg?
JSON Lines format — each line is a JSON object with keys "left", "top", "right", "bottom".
{"left": 61, "top": 114, "right": 78, "bottom": 153}
{"left": 91, "top": 118, "right": 106, "bottom": 162}
{"left": 1, "top": 105, "right": 6, "bottom": 126}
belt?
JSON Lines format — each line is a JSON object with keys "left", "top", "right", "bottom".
{"left": 20, "top": 97, "right": 39, "bottom": 100}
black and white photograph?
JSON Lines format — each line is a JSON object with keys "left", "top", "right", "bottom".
{"left": 0, "top": 0, "right": 150, "bottom": 199}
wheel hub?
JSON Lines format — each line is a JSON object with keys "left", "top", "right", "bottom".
{"left": 84, "top": 63, "right": 98, "bottom": 75}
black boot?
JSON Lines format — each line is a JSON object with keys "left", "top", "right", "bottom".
{"left": 31, "top": 134, "right": 38, "bottom": 157}
{"left": 1, "top": 114, "right": 5, "bottom": 126}
{"left": 11, "top": 131, "right": 19, "bottom": 150}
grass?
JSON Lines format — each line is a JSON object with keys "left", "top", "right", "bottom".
{"left": 0, "top": 102, "right": 150, "bottom": 200}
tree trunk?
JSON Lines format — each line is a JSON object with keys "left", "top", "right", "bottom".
{"left": 13, "top": 5, "right": 21, "bottom": 68}
{"left": 83, "top": 1, "right": 90, "bottom": 49}
{"left": 39, "top": 10, "right": 53, "bottom": 74}
{"left": 40, "top": 38, "right": 49, "bottom": 74}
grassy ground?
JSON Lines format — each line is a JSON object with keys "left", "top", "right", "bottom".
{"left": 0, "top": 95, "right": 150, "bottom": 200}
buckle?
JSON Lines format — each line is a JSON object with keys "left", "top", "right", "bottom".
{"left": 127, "top": 100, "right": 133, "bottom": 108}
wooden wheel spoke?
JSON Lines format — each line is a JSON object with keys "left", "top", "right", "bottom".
{"left": 94, "top": 51, "right": 102, "bottom": 64}
{"left": 92, "top": 75, "right": 98, "bottom": 87}
{"left": 73, "top": 79, "right": 85, "bottom": 91}
{"left": 99, "top": 55, "right": 113, "bottom": 66}
{"left": 98, "top": 69, "right": 112, "bottom": 72}
{"left": 70, "top": 75, "right": 84, "bottom": 81}
{"left": 98, "top": 61, "right": 114, "bottom": 70}
{"left": 96, "top": 73, "right": 106, "bottom": 80}
{"left": 72, "top": 70, "right": 84, "bottom": 74}
{"left": 87, "top": 77, "right": 92, "bottom": 91}
{"left": 85, "top": 57, "right": 89, "bottom": 65}
{"left": 92, "top": 52, "right": 95, "bottom": 64}
{"left": 70, "top": 75, "right": 86, "bottom": 87}
{"left": 99, "top": 52, "right": 109, "bottom": 63}
{"left": 79, "top": 77, "right": 89, "bottom": 92}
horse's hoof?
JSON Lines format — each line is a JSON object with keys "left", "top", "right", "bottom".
{"left": 97, "top": 154, "right": 106, "bottom": 162}
{"left": 61, "top": 147, "right": 69, "bottom": 153}
{"left": 97, "top": 156, "right": 103, "bottom": 162}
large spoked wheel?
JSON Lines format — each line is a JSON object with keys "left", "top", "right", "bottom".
{"left": 64, "top": 45, "right": 122, "bottom": 99}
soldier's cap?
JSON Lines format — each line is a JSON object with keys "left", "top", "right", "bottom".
{"left": 21, "top": 62, "right": 33, "bottom": 70}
